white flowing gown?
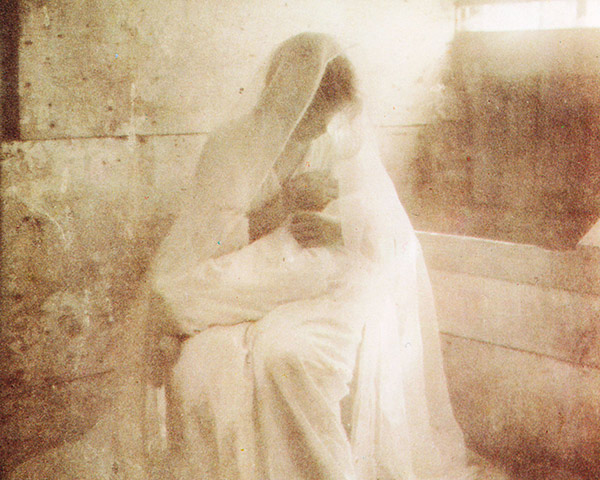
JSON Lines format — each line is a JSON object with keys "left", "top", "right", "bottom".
{"left": 148, "top": 33, "right": 473, "bottom": 480}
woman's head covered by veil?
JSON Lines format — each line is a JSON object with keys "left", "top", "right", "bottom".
{"left": 262, "top": 33, "right": 361, "bottom": 147}
{"left": 192, "top": 33, "right": 364, "bottom": 204}
{"left": 157, "top": 32, "right": 371, "bottom": 274}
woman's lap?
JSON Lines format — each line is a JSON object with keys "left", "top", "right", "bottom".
{"left": 168, "top": 297, "right": 366, "bottom": 479}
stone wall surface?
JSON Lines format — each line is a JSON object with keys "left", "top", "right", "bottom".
{"left": 411, "top": 30, "right": 600, "bottom": 249}
{"left": 17, "top": 0, "right": 454, "bottom": 140}
{"left": 0, "top": 135, "right": 203, "bottom": 472}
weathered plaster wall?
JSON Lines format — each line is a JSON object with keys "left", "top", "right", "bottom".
{"left": 2, "top": 1, "right": 457, "bottom": 473}
{"left": 411, "top": 30, "right": 600, "bottom": 249}
{"left": 18, "top": 0, "right": 454, "bottom": 139}
{"left": 0, "top": 134, "right": 203, "bottom": 473}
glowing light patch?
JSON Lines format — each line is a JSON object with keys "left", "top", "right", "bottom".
{"left": 457, "top": 0, "right": 600, "bottom": 32}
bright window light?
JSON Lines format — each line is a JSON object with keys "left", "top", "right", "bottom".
{"left": 456, "top": 0, "right": 600, "bottom": 32}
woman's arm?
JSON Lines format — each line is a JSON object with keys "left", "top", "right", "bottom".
{"left": 153, "top": 225, "right": 352, "bottom": 334}
{"left": 247, "top": 191, "right": 288, "bottom": 242}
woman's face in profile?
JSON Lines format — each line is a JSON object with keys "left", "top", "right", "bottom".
{"left": 291, "top": 86, "right": 339, "bottom": 142}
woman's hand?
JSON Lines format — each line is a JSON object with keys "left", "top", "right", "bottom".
{"left": 283, "top": 171, "right": 338, "bottom": 212}
{"left": 289, "top": 211, "right": 343, "bottom": 248}
{"left": 248, "top": 171, "right": 339, "bottom": 243}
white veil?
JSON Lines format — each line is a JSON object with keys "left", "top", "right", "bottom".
{"left": 302, "top": 97, "right": 470, "bottom": 478}
{"left": 132, "top": 32, "right": 471, "bottom": 480}
{"left": 152, "top": 34, "right": 342, "bottom": 282}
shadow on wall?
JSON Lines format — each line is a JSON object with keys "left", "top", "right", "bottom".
{"left": 409, "top": 29, "right": 600, "bottom": 250}
{"left": 0, "top": 135, "right": 197, "bottom": 475}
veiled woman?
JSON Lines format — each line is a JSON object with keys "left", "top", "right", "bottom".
{"left": 147, "top": 33, "right": 474, "bottom": 480}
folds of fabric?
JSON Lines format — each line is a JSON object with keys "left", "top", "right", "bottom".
{"left": 152, "top": 33, "right": 343, "bottom": 296}
{"left": 154, "top": 149, "right": 470, "bottom": 479}
{"left": 168, "top": 292, "right": 367, "bottom": 480}
{"left": 144, "top": 32, "right": 473, "bottom": 480}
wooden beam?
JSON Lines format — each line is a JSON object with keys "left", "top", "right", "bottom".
{"left": 417, "top": 232, "right": 600, "bottom": 296}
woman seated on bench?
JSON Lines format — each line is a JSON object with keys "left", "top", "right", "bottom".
{"left": 149, "top": 32, "right": 474, "bottom": 480}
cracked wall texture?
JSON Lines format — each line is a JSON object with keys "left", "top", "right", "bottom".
{"left": 3, "top": 1, "right": 600, "bottom": 478}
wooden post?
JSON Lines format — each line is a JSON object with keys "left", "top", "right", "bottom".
{"left": 1, "top": 0, "right": 20, "bottom": 140}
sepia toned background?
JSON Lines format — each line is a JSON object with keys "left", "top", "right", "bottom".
{"left": 1, "top": 0, "right": 599, "bottom": 478}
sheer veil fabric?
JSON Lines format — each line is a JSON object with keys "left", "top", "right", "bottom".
{"left": 147, "top": 33, "right": 473, "bottom": 480}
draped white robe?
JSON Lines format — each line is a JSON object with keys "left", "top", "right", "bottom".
{"left": 142, "top": 32, "right": 474, "bottom": 480}
{"left": 151, "top": 129, "right": 472, "bottom": 479}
